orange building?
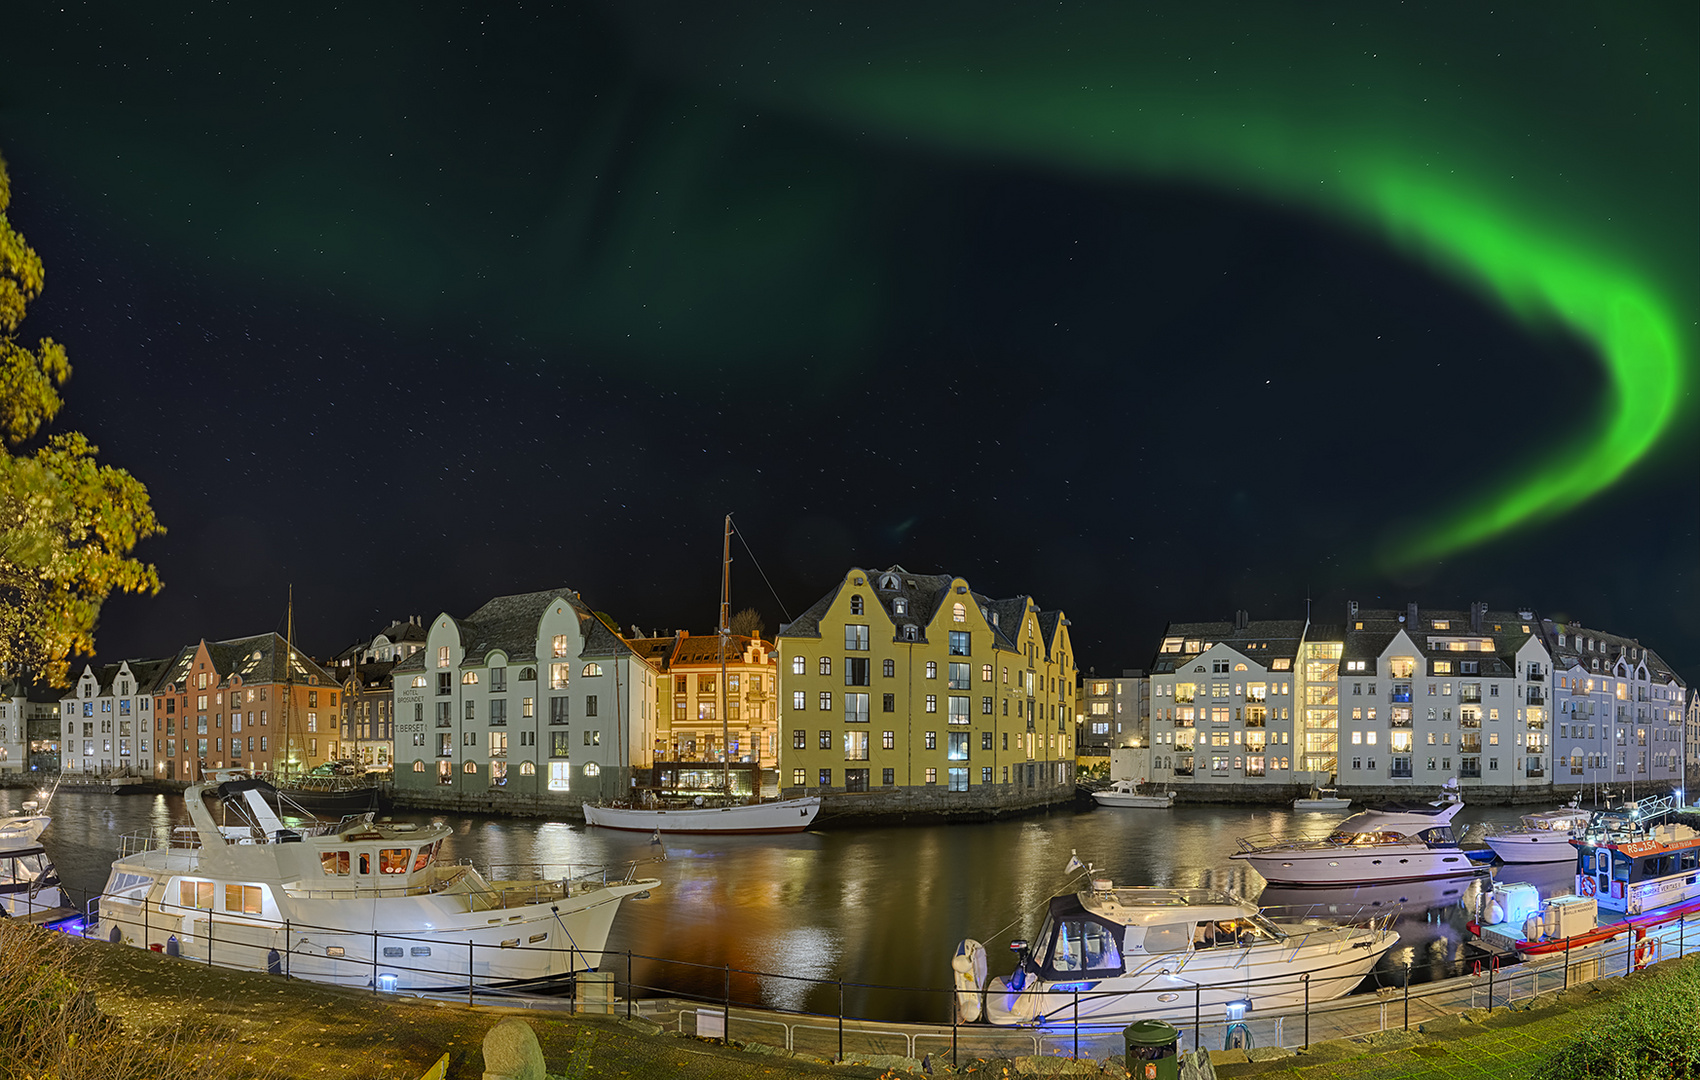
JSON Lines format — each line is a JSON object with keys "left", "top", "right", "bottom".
{"left": 626, "top": 631, "right": 779, "bottom": 769}
{"left": 152, "top": 633, "right": 341, "bottom": 781}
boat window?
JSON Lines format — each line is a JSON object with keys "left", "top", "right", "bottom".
{"left": 1683, "top": 851, "right": 1698, "bottom": 872}
{"left": 1417, "top": 827, "right": 1456, "bottom": 847}
{"left": 1613, "top": 853, "right": 1631, "bottom": 882}
{"left": 412, "top": 842, "right": 439, "bottom": 873}
{"left": 321, "top": 851, "right": 351, "bottom": 876}
{"left": 1643, "top": 855, "right": 1677, "bottom": 878}
{"left": 380, "top": 849, "right": 410, "bottom": 875}
{"left": 382, "top": 947, "right": 404, "bottom": 958}
{"left": 1032, "top": 913, "right": 1057, "bottom": 967}
{"left": 1050, "top": 918, "right": 1122, "bottom": 972}
{"left": 179, "top": 881, "right": 216, "bottom": 910}
{"left": 359, "top": 853, "right": 371, "bottom": 875}
{"left": 411, "top": 946, "right": 432, "bottom": 957}
{"left": 223, "top": 884, "right": 262, "bottom": 914}
{"left": 1142, "top": 923, "right": 1192, "bottom": 953}
{"left": 1581, "top": 851, "right": 1595, "bottom": 873}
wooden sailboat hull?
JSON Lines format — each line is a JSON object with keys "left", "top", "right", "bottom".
{"left": 583, "top": 796, "right": 821, "bottom": 834}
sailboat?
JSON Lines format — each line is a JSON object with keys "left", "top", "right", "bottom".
{"left": 583, "top": 517, "right": 821, "bottom": 835}
{"left": 261, "top": 589, "right": 380, "bottom": 814}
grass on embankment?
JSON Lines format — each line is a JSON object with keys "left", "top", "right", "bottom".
{"left": 1218, "top": 954, "right": 1700, "bottom": 1080}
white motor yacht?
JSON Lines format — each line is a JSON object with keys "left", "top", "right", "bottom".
{"left": 1, "top": 799, "right": 64, "bottom": 920}
{"left": 1482, "top": 801, "right": 1591, "bottom": 864}
{"left": 1292, "top": 787, "right": 1352, "bottom": 812}
{"left": 94, "top": 773, "right": 659, "bottom": 991}
{"left": 954, "top": 880, "right": 1397, "bottom": 1025}
{"left": 1091, "top": 780, "right": 1176, "bottom": 810}
{"left": 1231, "top": 782, "right": 1472, "bottom": 886}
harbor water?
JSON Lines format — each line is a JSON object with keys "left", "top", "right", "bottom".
{"left": 5, "top": 786, "right": 1568, "bottom": 1022}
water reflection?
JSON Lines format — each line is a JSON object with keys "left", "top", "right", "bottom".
{"left": 7, "top": 787, "right": 1555, "bottom": 1021}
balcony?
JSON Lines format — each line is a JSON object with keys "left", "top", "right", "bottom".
{"left": 1390, "top": 760, "right": 1413, "bottom": 779}
{"left": 1389, "top": 717, "right": 1413, "bottom": 730}
{"left": 1173, "top": 764, "right": 1195, "bottom": 777}
{"left": 1390, "top": 684, "right": 1413, "bottom": 704}
{"left": 1460, "top": 759, "right": 1481, "bottom": 778}
{"left": 1460, "top": 690, "right": 1482, "bottom": 704}
{"left": 1526, "top": 766, "right": 1545, "bottom": 778}
{"left": 1526, "top": 689, "right": 1545, "bottom": 705}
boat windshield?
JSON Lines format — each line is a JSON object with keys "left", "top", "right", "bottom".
{"left": 1048, "top": 917, "right": 1123, "bottom": 973}
{"left": 1330, "top": 830, "right": 1407, "bottom": 845}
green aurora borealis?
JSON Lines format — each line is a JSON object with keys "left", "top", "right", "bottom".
{"left": 2, "top": 3, "right": 1695, "bottom": 590}
{"left": 625, "top": 4, "right": 1693, "bottom": 569}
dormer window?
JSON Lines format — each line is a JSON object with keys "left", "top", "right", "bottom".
{"left": 903, "top": 626, "right": 918, "bottom": 641}
{"left": 894, "top": 600, "right": 908, "bottom": 615}
{"left": 879, "top": 574, "right": 899, "bottom": 590}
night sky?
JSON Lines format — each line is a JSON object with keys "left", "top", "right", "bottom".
{"left": 2, "top": 3, "right": 1695, "bottom": 682}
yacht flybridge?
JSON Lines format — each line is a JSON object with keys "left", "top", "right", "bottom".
{"left": 95, "top": 773, "right": 659, "bottom": 990}
{"left": 954, "top": 880, "right": 1397, "bottom": 1026}
{"left": 1230, "top": 781, "right": 1471, "bottom": 886}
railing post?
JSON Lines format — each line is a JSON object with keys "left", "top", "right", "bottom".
{"left": 207, "top": 909, "right": 214, "bottom": 966}
{"left": 284, "top": 919, "right": 291, "bottom": 979}
{"left": 1563, "top": 938, "right": 1570, "bottom": 991}
{"left": 626, "top": 950, "right": 633, "bottom": 1020}
{"left": 723, "top": 964, "right": 731, "bottom": 1046}
{"left": 1302, "top": 973, "right": 1310, "bottom": 1048}
{"left": 1487, "top": 956, "right": 1494, "bottom": 1012}
{"left": 1073, "top": 987, "right": 1080, "bottom": 1060}
{"left": 1194, "top": 984, "right": 1201, "bottom": 1052}
{"left": 951, "top": 981, "right": 958, "bottom": 1070}
{"left": 469, "top": 941, "right": 475, "bottom": 1006}
{"left": 1403, "top": 962, "right": 1411, "bottom": 1031}
{"left": 373, "top": 930, "right": 379, "bottom": 995}
{"left": 838, "top": 978, "right": 845, "bottom": 1063}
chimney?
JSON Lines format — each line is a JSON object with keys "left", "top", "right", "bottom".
{"left": 1234, "top": 609, "right": 1249, "bottom": 631}
{"left": 1407, "top": 602, "right": 1419, "bottom": 627}
{"left": 1470, "top": 602, "right": 1486, "bottom": 633}
{"left": 1347, "top": 600, "right": 1359, "bottom": 620}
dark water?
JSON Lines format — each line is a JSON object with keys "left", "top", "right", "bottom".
{"left": 5, "top": 786, "right": 1565, "bottom": 1022}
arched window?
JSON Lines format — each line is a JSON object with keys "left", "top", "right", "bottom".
{"left": 412, "top": 761, "right": 425, "bottom": 773}
{"left": 952, "top": 603, "right": 966, "bottom": 623}
{"left": 519, "top": 761, "right": 536, "bottom": 775}
{"left": 583, "top": 762, "right": 601, "bottom": 777}
{"left": 850, "top": 596, "right": 864, "bottom": 615}
{"left": 411, "top": 676, "right": 427, "bottom": 688}
{"left": 461, "top": 671, "right": 479, "bottom": 685}
{"left": 463, "top": 761, "right": 479, "bottom": 773}
{"left": 582, "top": 663, "right": 603, "bottom": 678}
{"left": 519, "top": 667, "right": 536, "bottom": 681}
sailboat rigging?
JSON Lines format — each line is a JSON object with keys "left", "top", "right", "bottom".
{"left": 582, "top": 515, "right": 822, "bottom": 834}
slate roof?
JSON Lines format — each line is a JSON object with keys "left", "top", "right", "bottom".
{"left": 671, "top": 633, "right": 765, "bottom": 666}
{"left": 344, "top": 660, "right": 399, "bottom": 691}
{"left": 1148, "top": 618, "right": 1307, "bottom": 674}
{"left": 1541, "top": 618, "right": 1686, "bottom": 687}
{"left": 382, "top": 588, "right": 645, "bottom": 671}
{"left": 154, "top": 633, "right": 339, "bottom": 692}
{"left": 624, "top": 636, "right": 679, "bottom": 672}
{"left": 777, "top": 566, "right": 1060, "bottom": 655}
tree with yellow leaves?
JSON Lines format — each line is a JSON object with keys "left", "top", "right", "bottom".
{"left": 0, "top": 150, "right": 163, "bottom": 687}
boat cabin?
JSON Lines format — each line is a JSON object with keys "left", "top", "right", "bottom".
{"left": 1018, "top": 887, "right": 1285, "bottom": 984}
{"left": 1575, "top": 814, "right": 1700, "bottom": 914}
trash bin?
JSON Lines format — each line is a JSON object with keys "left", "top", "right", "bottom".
{"left": 1124, "top": 1019, "right": 1181, "bottom": 1080}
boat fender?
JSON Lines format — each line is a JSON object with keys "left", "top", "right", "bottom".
{"left": 1486, "top": 902, "right": 1504, "bottom": 926}
{"left": 952, "top": 939, "right": 987, "bottom": 1023}
{"left": 1523, "top": 916, "right": 1544, "bottom": 943}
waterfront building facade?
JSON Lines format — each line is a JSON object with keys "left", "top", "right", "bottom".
{"left": 776, "top": 567, "right": 1078, "bottom": 805}
{"left": 652, "top": 631, "right": 780, "bottom": 768}
{"left": 1147, "top": 613, "right": 1305, "bottom": 791}
{"left": 1078, "top": 670, "right": 1147, "bottom": 760}
{"left": 150, "top": 635, "right": 342, "bottom": 781}
{"left": 1544, "top": 619, "right": 1686, "bottom": 794}
{"left": 1, "top": 682, "right": 59, "bottom": 773}
{"left": 57, "top": 659, "right": 170, "bottom": 776}
{"left": 338, "top": 661, "right": 398, "bottom": 773}
{"left": 389, "top": 587, "right": 659, "bottom": 802}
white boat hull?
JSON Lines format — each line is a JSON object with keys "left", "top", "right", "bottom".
{"left": 1293, "top": 799, "right": 1352, "bottom": 812}
{"left": 1091, "top": 792, "right": 1175, "bottom": 809}
{"left": 583, "top": 796, "right": 821, "bottom": 834}
{"left": 1232, "top": 844, "right": 1477, "bottom": 885}
{"left": 984, "top": 927, "right": 1397, "bottom": 1025}
{"left": 1484, "top": 832, "right": 1579, "bottom": 864}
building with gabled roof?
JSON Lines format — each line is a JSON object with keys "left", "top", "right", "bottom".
{"left": 776, "top": 566, "right": 1078, "bottom": 813}
{"left": 390, "top": 586, "right": 659, "bottom": 802}
{"left": 2, "top": 679, "right": 62, "bottom": 774}
{"left": 1542, "top": 618, "right": 1686, "bottom": 793}
{"left": 148, "top": 633, "right": 342, "bottom": 781}
{"left": 635, "top": 631, "right": 779, "bottom": 780}
{"left": 56, "top": 657, "right": 171, "bottom": 776}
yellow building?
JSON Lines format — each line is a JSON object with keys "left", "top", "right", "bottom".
{"left": 776, "top": 566, "right": 1078, "bottom": 802}
{"left": 626, "top": 631, "right": 780, "bottom": 770}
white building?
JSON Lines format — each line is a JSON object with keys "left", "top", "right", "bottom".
{"left": 1147, "top": 613, "right": 1304, "bottom": 789}
{"left": 390, "top": 587, "right": 659, "bottom": 801}
{"left": 1545, "top": 619, "right": 1686, "bottom": 795}
{"left": 57, "top": 658, "right": 170, "bottom": 776}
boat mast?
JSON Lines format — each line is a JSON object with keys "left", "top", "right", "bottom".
{"left": 719, "top": 514, "right": 732, "bottom": 800}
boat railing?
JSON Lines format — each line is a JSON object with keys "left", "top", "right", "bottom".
{"left": 1260, "top": 902, "right": 1401, "bottom": 932}
{"left": 1234, "top": 831, "right": 1355, "bottom": 853}
{"left": 482, "top": 860, "right": 662, "bottom": 886}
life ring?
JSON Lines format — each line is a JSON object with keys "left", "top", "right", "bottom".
{"left": 1635, "top": 938, "right": 1660, "bottom": 968}
{"left": 1580, "top": 877, "right": 1597, "bottom": 898}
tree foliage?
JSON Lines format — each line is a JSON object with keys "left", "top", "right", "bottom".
{"left": 729, "top": 607, "right": 766, "bottom": 641}
{"left": 0, "top": 151, "right": 163, "bottom": 687}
